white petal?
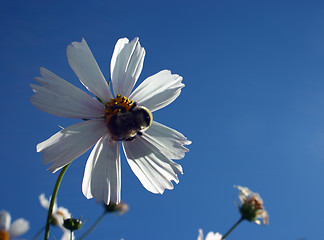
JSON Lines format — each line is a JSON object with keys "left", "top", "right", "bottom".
{"left": 82, "top": 135, "right": 121, "bottom": 204}
{"left": 31, "top": 67, "right": 105, "bottom": 119}
{"left": 37, "top": 119, "right": 107, "bottom": 173}
{"left": 129, "top": 70, "right": 184, "bottom": 112}
{"left": 255, "top": 219, "right": 261, "bottom": 225}
{"left": 60, "top": 229, "right": 75, "bottom": 240}
{"left": 111, "top": 37, "right": 145, "bottom": 97}
{"left": 123, "top": 136, "right": 182, "bottom": 194}
{"left": 257, "top": 209, "right": 269, "bottom": 225}
{"left": 215, "top": 233, "right": 223, "bottom": 240}
{"left": 252, "top": 192, "right": 263, "bottom": 204}
{"left": 234, "top": 185, "right": 251, "bottom": 203}
{"left": 52, "top": 206, "right": 71, "bottom": 227}
{"left": 9, "top": 218, "right": 29, "bottom": 236}
{"left": 0, "top": 210, "right": 10, "bottom": 231}
{"left": 56, "top": 207, "right": 71, "bottom": 220}
{"left": 67, "top": 38, "right": 112, "bottom": 102}
{"left": 197, "top": 229, "right": 204, "bottom": 240}
{"left": 52, "top": 214, "right": 64, "bottom": 226}
{"left": 142, "top": 121, "right": 191, "bottom": 160}
{"left": 39, "top": 193, "right": 49, "bottom": 209}
{"left": 39, "top": 194, "right": 58, "bottom": 212}
{"left": 205, "top": 232, "right": 222, "bottom": 240}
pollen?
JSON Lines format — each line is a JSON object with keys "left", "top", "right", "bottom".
{"left": 104, "top": 94, "right": 134, "bottom": 122}
{"left": 0, "top": 230, "right": 9, "bottom": 240}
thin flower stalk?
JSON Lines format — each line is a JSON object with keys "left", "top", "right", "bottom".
{"left": 78, "top": 211, "right": 106, "bottom": 240}
{"left": 221, "top": 217, "right": 243, "bottom": 240}
{"left": 44, "top": 163, "right": 70, "bottom": 240}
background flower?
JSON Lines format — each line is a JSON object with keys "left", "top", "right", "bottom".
{"left": 235, "top": 185, "right": 269, "bottom": 225}
{"left": 197, "top": 229, "right": 222, "bottom": 240}
{"left": 0, "top": 210, "right": 29, "bottom": 240}
{"left": 39, "top": 194, "right": 75, "bottom": 240}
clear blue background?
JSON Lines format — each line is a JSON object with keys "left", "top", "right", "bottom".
{"left": 1, "top": 0, "right": 324, "bottom": 239}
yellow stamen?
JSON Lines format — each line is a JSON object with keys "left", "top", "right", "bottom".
{"left": 104, "top": 94, "right": 134, "bottom": 123}
{"left": 0, "top": 230, "right": 9, "bottom": 240}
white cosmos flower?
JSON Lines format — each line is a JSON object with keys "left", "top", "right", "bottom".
{"left": 31, "top": 37, "right": 191, "bottom": 204}
{"left": 197, "top": 229, "right": 222, "bottom": 240}
{"left": 39, "top": 194, "right": 74, "bottom": 240}
{"left": 0, "top": 210, "right": 29, "bottom": 240}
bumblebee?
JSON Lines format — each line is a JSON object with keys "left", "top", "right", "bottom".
{"left": 107, "top": 102, "right": 153, "bottom": 141}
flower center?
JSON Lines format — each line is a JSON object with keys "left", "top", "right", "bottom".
{"left": 240, "top": 196, "right": 265, "bottom": 222}
{"left": 105, "top": 94, "right": 135, "bottom": 120}
{"left": 104, "top": 94, "right": 153, "bottom": 141}
{"left": 246, "top": 196, "right": 263, "bottom": 210}
{"left": 56, "top": 210, "right": 65, "bottom": 218}
{"left": 0, "top": 230, "right": 9, "bottom": 240}
{"left": 51, "top": 210, "right": 65, "bottom": 226}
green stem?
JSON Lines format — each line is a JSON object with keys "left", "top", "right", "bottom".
{"left": 44, "top": 163, "right": 71, "bottom": 240}
{"left": 78, "top": 211, "right": 107, "bottom": 240}
{"left": 32, "top": 226, "right": 45, "bottom": 240}
{"left": 221, "top": 217, "right": 244, "bottom": 240}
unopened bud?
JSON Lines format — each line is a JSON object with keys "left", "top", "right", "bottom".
{"left": 63, "top": 217, "right": 83, "bottom": 231}
{"left": 234, "top": 185, "right": 269, "bottom": 225}
{"left": 104, "top": 201, "right": 129, "bottom": 215}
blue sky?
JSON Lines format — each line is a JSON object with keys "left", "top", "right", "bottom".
{"left": 1, "top": 0, "right": 324, "bottom": 239}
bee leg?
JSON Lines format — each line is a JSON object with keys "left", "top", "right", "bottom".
{"left": 125, "top": 136, "right": 136, "bottom": 141}
{"left": 124, "top": 131, "right": 142, "bottom": 141}
{"left": 129, "top": 102, "right": 138, "bottom": 111}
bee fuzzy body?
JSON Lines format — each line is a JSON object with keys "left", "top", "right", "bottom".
{"left": 107, "top": 104, "right": 153, "bottom": 141}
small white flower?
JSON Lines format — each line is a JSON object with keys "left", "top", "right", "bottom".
{"left": 235, "top": 185, "right": 269, "bottom": 225}
{"left": 0, "top": 210, "right": 29, "bottom": 240}
{"left": 197, "top": 229, "right": 222, "bottom": 240}
{"left": 39, "top": 194, "right": 74, "bottom": 240}
{"left": 31, "top": 37, "right": 191, "bottom": 204}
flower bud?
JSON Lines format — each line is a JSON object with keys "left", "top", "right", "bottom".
{"left": 104, "top": 201, "right": 129, "bottom": 215}
{"left": 235, "top": 185, "right": 269, "bottom": 225}
{"left": 63, "top": 217, "right": 83, "bottom": 231}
